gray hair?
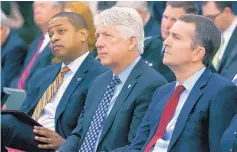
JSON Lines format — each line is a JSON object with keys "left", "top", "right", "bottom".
{"left": 179, "top": 14, "right": 221, "bottom": 66}
{"left": 116, "top": 1, "right": 151, "bottom": 13}
{"left": 166, "top": 1, "right": 199, "bottom": 15}
{"left": 94, "top": 6, "right": 144, "bottom": 54}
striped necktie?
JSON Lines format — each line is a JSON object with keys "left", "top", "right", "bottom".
{"left": 32, "top": 66, "right": 70, "bottom": 120}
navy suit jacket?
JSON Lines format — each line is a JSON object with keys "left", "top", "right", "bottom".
{"left": 218, "top": 25, "right": 237, "bottom": 73}
{"left": 221, "top": 44, "right": 237, "bottom": 81}
{"left": 58, "top": 59, "right": 167, "bottom": 152}
{"left": 221, "top": 114, "right": 237, "bottom": 152}
{"left": 12, "top": 35, "right": 54, "bottom": 89}
{"left": 144, "top": 17, "right": 161, "bottom": 38}
{"left": 20, "top": 53, "right": 107, "bottom": 139}
{"left": 1, "top": 31, "right": 27, "bottom": 87}
{"left": 128, "top": 68, "right": 237, "bottom": 152}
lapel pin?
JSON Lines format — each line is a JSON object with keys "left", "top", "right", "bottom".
{"left": 77, "top": 77, "right": 81, "bottom": 81}
{"left": 128, "top": 84, "right": 131, "bottom": 88}
{"left": 148, "top": 63, "right": 153, "bottom": 67}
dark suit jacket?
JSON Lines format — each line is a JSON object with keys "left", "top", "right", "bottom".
{"left": 221, "top": 114, "right": 237, "bottom": 152}
{"left": 221, "top": 44, "right": 237, "bottom": 81}
{"left": 143, "top": 36, "right": 175, "bottom": 82}
{"left": 24, "top": 35, "right": 54, "bottom": 89}
{"left": 144, "top": 17, "right": 161, "bottom": 38}
{"left": 10, "top": 35, "right": 54, "bottom": 89}
{"left": 58, "top": 59, "right": 167, "bottom": 152}
{"left": 1, "top": 30, "right": 27, "bottom": 87}
{"left": 1, "top": 53, "right": 107, "bottom": 151}
{"left": 218, "top": 25, "right": 237, "bottom": 73}
{"left": 128, "top": 68, "right": 237, "bottom": 152}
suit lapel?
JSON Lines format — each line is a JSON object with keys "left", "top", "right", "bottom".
{"left": 147, "top": 83, "right": 176, "bottom": 142}
{"left": 55, "top": 53, "right": 94, "bottom": 121}
{"left": 168, "top": 68, "right": 212, "bottom": 151}
{"left": 27, "top": 64, "right": 61, "bottom": 115}
{"left": 219, "top": 26, "right": 237, "bottom": 72}
{"left": 98, "top": 59, "right": 144, "bottom": 144}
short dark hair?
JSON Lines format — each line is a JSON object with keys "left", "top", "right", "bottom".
{"left": 166, "top": 1, "right": 199, "bottom": 15}
{"left": 202, "top": 1, "right": 233, "bottom": 11}
{"left": 51, "top": 12, "right": 88, "bottom": 30}
{"left": 178, "top": 14, "right": 221, "bottom": 66}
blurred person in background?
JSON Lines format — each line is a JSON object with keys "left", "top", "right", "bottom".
{"left": 10, "top": 1, "right": 65, "bottom": 90}
{"left": 1, "top": 10, "right": 27, "bottom": 87}
{"left": 142, "top": 2, "right": 199, "bottom": 82}
{"left": 116, "top": 1, "right": 161, "bottom": 38}
{"left": 202, "top": 2, "right": 237, "bottom": 74}
{"left": 221, "top": 44, "right": 237, "bottom": 83}
{"left": 65, "top": 2, "right": 96, "bottom": 52}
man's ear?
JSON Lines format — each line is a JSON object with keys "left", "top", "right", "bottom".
{"left": 193, "top": 45, "right": 206, "bottom": 62}
{"left": 128, "top": 36, "right": 137, "bottom": 51}
{"left": 79, "top": 28, "right": 89, "bottom": 42}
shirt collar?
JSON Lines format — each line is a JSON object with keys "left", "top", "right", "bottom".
{"left": 114, "top": 56, "right": 141, "bottom": 84}
{"left": 44, "top": 32, "right": 50, "bottom": 42}
{"left": 176, "top": 67, "right": 206, "bottom": 92}
{"left": 61, "top": 51, "right": 89, "bottom": 73}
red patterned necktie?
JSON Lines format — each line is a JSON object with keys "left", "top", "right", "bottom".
{"left": 144, "top": 85, "right": 185, "bottom": 152}
{"left": 17, "top": 36, "right": 44, "bottom": 89}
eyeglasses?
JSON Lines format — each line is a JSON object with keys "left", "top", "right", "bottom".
{"left": 205, "top": 11, "right": 223, "bottom": 21}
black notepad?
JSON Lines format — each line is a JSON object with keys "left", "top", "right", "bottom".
{"left": 1, "top": 110, "right": 42, "bottom": 126}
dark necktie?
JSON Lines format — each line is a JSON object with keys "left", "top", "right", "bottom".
{"left": 79, "top": 75, "right": 121, "bottom": 152}
{"left": 144, "top": 85, "right": 185, "bottom": 152}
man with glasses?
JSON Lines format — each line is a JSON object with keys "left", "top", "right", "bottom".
{"left": 202, "top": 2, "right": 237, "bottom": 74}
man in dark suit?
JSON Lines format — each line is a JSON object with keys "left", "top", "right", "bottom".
{"left": 142, "top": 1, "right": 199, "bottom": 82}
{"left": 10, "top": 1, "right": 65, "bottom": 90}
{"left": 127, "top": 14, "right": 237, "bottom": 152}
{"left": 57, "top": 7, "right": 167, "bottom": 152}
{"left": 221, "top": 44, "right": 237, "bottom": 81}
{"left": 202, "top": 2, "right": 237, "bottom": 73}
{"left": 143, "top": 36, "right": 175, "bottom": 82}
{"left": 1, "top": 24, "right": 27, "bottom": 87}
{"left": 221, "top": 114, "right": 237, "bottom": 152}
{"left": 1, "top": 12, "right": 107, "bottom": 152}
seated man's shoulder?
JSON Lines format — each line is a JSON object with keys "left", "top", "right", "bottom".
{"left": 209, "top": 73, "right": 237, "bottom": 90}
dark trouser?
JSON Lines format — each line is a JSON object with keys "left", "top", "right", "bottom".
{"left": 1, "top": 114, "right": 43, "bottom": 152}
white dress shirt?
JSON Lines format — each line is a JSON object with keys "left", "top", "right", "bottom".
{"left": 218, "top": 16, "right": 237, "bottom": 61}
{"left": 37, "top": 52, "right": 89, "bottom": 131}
{"left": 152, "top": 67, "right": 206, "bottom": 152}
{"left": 233, "top": 74, "right": 237, "bottom": 85}
{"left": 93, "top": 56, "right": 141, "bottom": 152}
{"left": 38, "top": 33, "right": 50, "bottom": 54}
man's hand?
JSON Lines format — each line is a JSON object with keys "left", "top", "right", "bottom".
{"left": 33, "top": 126, "right": 65, "bottom": 149}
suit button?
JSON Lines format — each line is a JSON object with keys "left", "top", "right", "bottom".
{"left": 229, "top": 149, "right": 232, "bottom": 152}
{"left": 234, "top": 131, "right": 237, "bottom": 136}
